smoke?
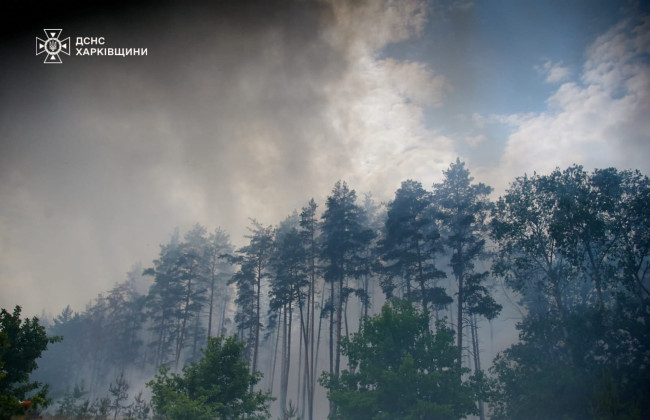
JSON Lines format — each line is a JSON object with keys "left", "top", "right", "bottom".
{"left": 0, "top": 0, "right": 460, "bottom": 317}
{"left": 1, "top": 3, "right": 649, "bottom": 376}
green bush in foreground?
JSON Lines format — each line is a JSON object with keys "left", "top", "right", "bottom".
{"left": 0, "top": 306, "right": 60, "bottom": 420}
{"left": 320, "top": 300, "right": 477, "bottom": 420}
{"left": 147, "top": 335, "right": 273, "bottom": 420}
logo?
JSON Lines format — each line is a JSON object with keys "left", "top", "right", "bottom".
{"left": 36, "top": 29, "right": 70, "bottom": 63}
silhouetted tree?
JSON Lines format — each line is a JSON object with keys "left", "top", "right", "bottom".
{"left": 144, "top": 231, "right": 184, "bottom": 369}
{"left": 205, "top": 228, "right": 233, "bottom": 340}
{"left": 433, "top": 159, "right": 494, "bottom": 370}
{"left": 269, "top": 213, "right": 307, "bottom": 416}
{"left": 108, "top": 371, "right": 129, "bottom": 420}
{"left": 320, "top": 300, "right": 476, "bottom": 420}
{"left": 230, "top": 220, "right": 274, "bottom": 375}
{"left": 0, "top": 306, "right": 59, "bottom": 419}
{"left": 320, "top": 181, "right": 375, "bottom": 417}
{"left": 299, "top": 199, "right": 319, "bottom": 420}
{"left": 489, "top": 166, "right": 650, "bottom": 419}
{"left": 147, "top": 335, "right": 272, "bottom": 420}
{"left": 380, "top": 179, "right": 450, "bottom": 319}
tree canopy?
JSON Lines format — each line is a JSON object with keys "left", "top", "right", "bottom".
{"left": 24, "top": 162, "right": 650, "bottom": 420}
{"left": 0, "top": 306, "right": 60, "bottom": 419}
{"left": 147, "top": 335, "right": 273, "bottom": 420}
{"left": 320, "top": 299, "right": 477, "bottom": 420}
{"left": 490, "top": 166, "right": 650, "bottom": 419}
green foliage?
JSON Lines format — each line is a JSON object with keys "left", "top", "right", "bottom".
{"left": 269, "top": 214, "right": 308, "bottom": 314}
{"left": 280, "top": 400, "right": 300, "bottom": 420}
{"left": 228, "top": 220, "right": 274, "bottom": 366}
{"left": 489, "top": 166, "right": 650, "bottom": 419}
{"left": 489, "top": 306, "right": 650, "bottom": 420}
{"left": 21, "top": 162, "right": 648, "bottom": 420}
{"left": 147, "top": 335, "right": 273, "bottom": 420}
{"left": 55, "top": 381, "right": 113, "bottom": 420}
{"left": 124, "top": 391, "right": 150, "bottom": 420}
{"left": 321, "top": 181, "right": 375, "bottom": 286}
{"left": 491, "top": 171, "right": 569, "bottom": 314}
{"left": 379, "top": 179, "right": 450, "bottom": 313}
{"left": 0, "top": 305, "right": 59, "bottom": 419}
{"left": 145, "top": 224, "right": 225, "bottom": 369}
{"left": 108, "top": 371, "right": 129, "bottom": 419}
{"left": 321, "top": 180, "right": 376, "bottom": 383}
{"left": 320, "top": 300, "right": 477, "bottom": 420}
{"left": 433, "top": 159, "right": 498, "bottom": 370}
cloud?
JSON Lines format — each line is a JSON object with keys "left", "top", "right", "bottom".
{"left": 320, "top": 0, "right": 456, "bottom": 196}
{"left": 379, "top": 59, "right": 450, "bottom": 107}
{"left": 491, "top": 15, "right": 650, "bottom": 192}
{"left": 535, "top": 60, "right": 571, "bottom": 83}
{"left": 465, "top": 134, "right": 486, "bottom": 146}
{"left": 448, "top": 1, "right": 475, "bottom": 13}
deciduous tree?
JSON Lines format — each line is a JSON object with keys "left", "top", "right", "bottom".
{"left": 0, "top": 306, "right": 59, "bottom": 419}
{"left": 320, "top": 300, "right": 476, "bottom": 420}
{"left": 147, "top": 335, "right": 272, "bottom": 420}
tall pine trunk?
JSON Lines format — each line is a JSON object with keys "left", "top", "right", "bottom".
{"left": 456, "top": 271, "right": 463, "bottom": 370}
{"left": 470, "top": 315, "right": 485, "bottom": 420}
{"left": 252, "top": 259, "right": 262, "bottom": 377}
{"left": 280, "top": 304, "right": 288, "bottom": 415}
{"left": 207, "top": 271, "right": 216, "bottom": 339}
{"left": 313, "top": 278, "right": 325, "bottom": 420}
{"left": 335, "top": 273, "right": 343, "bottom": 378}
{"left": 175, "top": 275, "right": 193, "bottom": 369}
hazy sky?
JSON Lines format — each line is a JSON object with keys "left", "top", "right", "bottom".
{"left": 1, "top": 0, "right": 649, "bottom": 317}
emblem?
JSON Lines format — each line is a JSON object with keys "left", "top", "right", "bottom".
{"left": 36, "top": 29, "right": 70, "bottom": 63}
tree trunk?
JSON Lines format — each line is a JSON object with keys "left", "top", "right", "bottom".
{"left": 207, "top": 271, "right": 216, "bottom": 339}
{"left": 298, "top": 295, "right": 311, "bottom": 420}
{"left": 335, "top": 274, "right": 343, "bottom": 378}
{"left": 175, "top": 276, "right": 193, "bottom": 369}
{"left": 470, "top": 315, "right": 485, "bottom": 420}
{"left": 269, "top": 313, "right": 281, "bottom": 393}
{"left": 308, "top": 222, "right": 317, "bottom": 420}
{"left": 296, "top": 314, "right": 303, "bottom": 411}
{"left": 252, "top": 260, "right": 262, "bottom": 377}
{"left": 456, "top": 272, "right": 463, "bottom": 370}
{"left": 329, "top": 280, "right": 334, "bottom": 376}
{"left": 280, "top": 304, "right": 288, "bottom": 416}
{"left": 218, "top": 296, "right": 227, "bottom": 336}
{"left": 191, "top": 314, "right": 200, "bottom": 362}
{"left": 415, "top": 240, "right": 429, "bottom": 319}
{"left": 313, "top": 278, "right": 325, "bottom": 420}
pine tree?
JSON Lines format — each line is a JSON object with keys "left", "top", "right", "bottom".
{"left": 299, "top": 199, "right": 319, "bottom": 420}
{"left": 433, "top": 159, "right": 494, "bottom": 370}
{"left": 380, "top": 180, "right": 450, "bottom": 319}
{"left": 108, "top": 371, "right": 129, "bottom": 420}
{"left": 144, "top": 231, "right": 185, "bottom": 369}
{"left": 269, "top": 213, "right": 308, "bottom": 417}
{"left": 229, "top": 220, "right": 274, "bottom": 376}
{"left": 173, "top": 225, "right": 209, "bottom": 368}
{"left": 204, "top": 228, "right": 234, "bottom": 340}
{"left": 0, "top": 306, "right": 59, "bottom": 417}
{"left": 320, "top": 181, "right": 374, "bottom": 416}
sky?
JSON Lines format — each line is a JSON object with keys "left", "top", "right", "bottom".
{"left": 1, "top": 0, "right": 649, "bottom": 318}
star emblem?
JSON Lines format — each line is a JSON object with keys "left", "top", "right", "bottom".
{"left": 36, "top": 29, "right": 70, "bottom": 63}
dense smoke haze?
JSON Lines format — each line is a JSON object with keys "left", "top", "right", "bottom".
{"left": 1, "top": 2, "right": 650, "bottom": 419}
{"left": 2, "top": 0, "right": 648, "bottom": 317}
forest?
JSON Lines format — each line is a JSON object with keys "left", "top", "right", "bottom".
{"left": 1, "top": 160, "right": 649, "bottom": 420}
